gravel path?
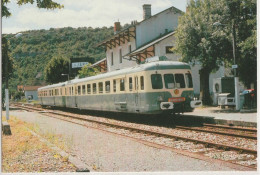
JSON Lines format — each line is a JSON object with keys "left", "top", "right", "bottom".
{"left": 10, "top": 110, "right": 241, "bottom": 171}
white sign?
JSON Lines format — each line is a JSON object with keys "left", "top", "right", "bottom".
{"left": 72, "top": 62, "right": 89, "bottom": 68}
{"left": 232, "top": 64, "right": 238, "bottom": 69}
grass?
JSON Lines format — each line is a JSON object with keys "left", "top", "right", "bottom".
{"left": 1, "top": 116, "right": 76, "bottom": 172}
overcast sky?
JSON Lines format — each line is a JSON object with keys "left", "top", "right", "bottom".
{"left": 2, "top": 0, "right": 187, "bottom": 34}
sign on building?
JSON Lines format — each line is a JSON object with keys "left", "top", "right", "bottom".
{"left": 72, "top": 62, "right": 89, "bottom": 68}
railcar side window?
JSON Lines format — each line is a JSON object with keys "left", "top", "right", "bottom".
{"left": 151, "top": 74, "right": 163, "bottom": 89}
{"left": 140, "top": 76, "right": 144, "bottom": 90}
{"left": 113, "top": 80, "right": 116, "bottom": 92}
{"left": 120, "top": 79, "right": 125, "bottom": 91}
{"left": 93, "top": 83, "right": 97, "bottom": 94}
{"left": 72, "top": 87, "right": 74, "bottom": 95}
{"left": 175, "top": 74, "right": 185, "bottom": 88}
{"left": 129, "top": 77, "right": 133, "bottom": 91}
{"left": 99, "top": 82, "right": 103, "bottom": 93}
{"left": 105, "top": 81, "right": 110, "bottom": 93}
{"left": 82, "top": 85, "right": 86, "bottom": 95}
{"left": 164, "top": 74, "right": 175, "bottom": 89}
{"left": 78, "top": 86, "right": 81, "bottom": 95}
{"left": 87, "top": 84, "right": 91, "bottom": 94}
{"left": 185, "top": 73, "right": 193, "bottom": 88}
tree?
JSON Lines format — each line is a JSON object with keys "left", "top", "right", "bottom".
{"left": 2, "top": 0, "right": 63, "bottom": 17}
{"left": 44, "top": 56, "right": 70, "bottom": 84}
{"left": 175, "top": 0, "right": 256, "bottom": 105}
{"left": 78, "top": 64, "right": 100, "bottom": 78}
{"left": 2, "top": 36, "right": 14, "bottom": 89}
{"left": 175, "top": 0, "right": 232, "bottom": 105}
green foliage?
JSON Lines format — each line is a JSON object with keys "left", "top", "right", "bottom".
{"left": 2, "top": 0, "right": 63, "bottom": 17}
{"left": 78, "top": 64, "right": 100, "bottom": 78}
{"left": 13, "top": 91, "right": 25, "bottom": 100}
{"left": 44, "top": 56, "right": 70, "bottom": 84}
{"left": 2, "top": 36, "right": 14, "bottom": 88}
{"left": 175, "top": 0, "right": 256, "bottom": 104}
{"left": 4, "top": 26, "right": 113, "bottom": 91}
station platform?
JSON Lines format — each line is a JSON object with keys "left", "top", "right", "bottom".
{"left": 183, "top": 106, "right": 257, "bottom": 127}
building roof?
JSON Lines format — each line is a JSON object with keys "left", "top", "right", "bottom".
{"left": 123, "top": 31, "right": 175, "bottom": 58}
{"left": 95, "top": 6, "right": 183, "bottom": 48}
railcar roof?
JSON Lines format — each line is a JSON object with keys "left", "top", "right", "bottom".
{"left": 38, "top": 61, "right": 190, "bottom": 90}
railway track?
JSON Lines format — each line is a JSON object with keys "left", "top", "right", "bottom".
{"left": 12, "top": 103, "right": 257, "bottom": 170}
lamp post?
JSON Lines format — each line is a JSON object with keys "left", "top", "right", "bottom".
{"left": 61, "top": 73, "right": 70, "bottom": 81}
{"left": 213, "top": 21, "right": 240, "bottom": 110}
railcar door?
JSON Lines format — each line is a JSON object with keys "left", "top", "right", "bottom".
{"left": 134, "top": 76, "right": 140, "bottom": 112}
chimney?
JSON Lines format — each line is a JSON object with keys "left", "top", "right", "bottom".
{"left": 143, "top": 4, "right": 151, "bottom": 20}
{"left": 114, "top": 22, "right": 121, "bottom": 34}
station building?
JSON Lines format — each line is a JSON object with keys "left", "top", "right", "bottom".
{"left": 94, "top": 4, "right": 235, "bottom": 97}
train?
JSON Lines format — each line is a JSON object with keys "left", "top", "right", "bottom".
{"left": 38, "top": 60, "right": 202, "bottom": 115}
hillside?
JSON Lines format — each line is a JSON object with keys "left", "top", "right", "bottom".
{"left": 3, "top": 26, "right": 114, "bottom": 92}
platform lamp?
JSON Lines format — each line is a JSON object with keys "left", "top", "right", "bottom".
{"left": 61, "top": 73, "right": 70, "bottom": 81}
{"left": 213, "top": 21, "right": 240, "bottom": 110}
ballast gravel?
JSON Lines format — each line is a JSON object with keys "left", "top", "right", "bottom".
{"left": 10, "top": 110, "right": 240, "bottom": 171}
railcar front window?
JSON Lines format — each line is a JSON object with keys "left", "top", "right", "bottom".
{"left": 151, "top": 74, "right": 163, "bottom": 89}
{"left": 175, "top": 74, "right": 185, "bottom": 88}
{"left": 185, "top": 73, "right": 193, "bottom": 88}
{"left": 164, "top": 74, "right": 175, "bottom": 89}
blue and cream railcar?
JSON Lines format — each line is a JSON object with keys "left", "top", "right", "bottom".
{"left": 38, "top": 61, "right": 201, "bottom": 114}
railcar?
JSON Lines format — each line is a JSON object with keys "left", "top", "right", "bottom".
{"left": 38, "top": 61, "right": 202, "bottom": 115}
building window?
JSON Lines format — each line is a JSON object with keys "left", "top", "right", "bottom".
{"left": 166, "top": 46, "right": 174, "bottom": 54}
{"left": 111, "top": 52, "right": 114, "bottom": 66}
{"left": 119, "top": 49, "right": 122, "bottom": 63}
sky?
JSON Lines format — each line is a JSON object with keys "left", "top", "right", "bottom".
{"left": 2, "top": 0, "right": 188, "bottom": 34}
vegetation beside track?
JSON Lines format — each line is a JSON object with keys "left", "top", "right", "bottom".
{"left": 2, "top": 115, "right": 76, "bottom": 172}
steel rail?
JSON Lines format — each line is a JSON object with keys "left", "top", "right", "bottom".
{"left": 14, "top": 104, "right": 257, "bottom": 155}
{"left": 175, "top": 126, "right": 257, "bottom": 140}
{"left": 203, "top": 124, "right": 257, "bottom": 132}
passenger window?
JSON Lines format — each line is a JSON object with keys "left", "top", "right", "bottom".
{"left": 185, "top": 73, "right": 193, "bottom": 88}
{"left": 129, "top": 77, "right": 133, "bottom": 91}
{"left": 120, "top": 79, "right": 125, "bottom": 91}
{"left": 99, "top": 82, "right": 103, "bottom": 93}
{"left": 87, "top": 84, "right": 91, "bottom": 94}
{"left": 113, "top": 80, "right": 116, "bottom": 92}
{"left": 151, "top": 74, "right": 163, "bottom": 89}
{"left": 72, "top": 87, "right": 74, "bottom": 95}
{"left": 93, "top": 83, "right": 97, "bottom": 94}
{"left": 164, "top": 74, "right": 175, "bottom": 89}
{"left": 78, "top": 86, "right": 81, "bottom": 95}
{"left": 105, "top": 81, "right": 110, "bottom": 93}
{"left": 175, "top": 74, "right": 185, "bottom": 88}
{"left": 140, "top": 76, "right": 144, "bottom": 90}
{"left": 82, "top": 85, "right": 86, "bottom": 95}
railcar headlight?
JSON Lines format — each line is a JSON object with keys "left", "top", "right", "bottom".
{"left": 157, "top": 96, "right": 163, "bottom": 102}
